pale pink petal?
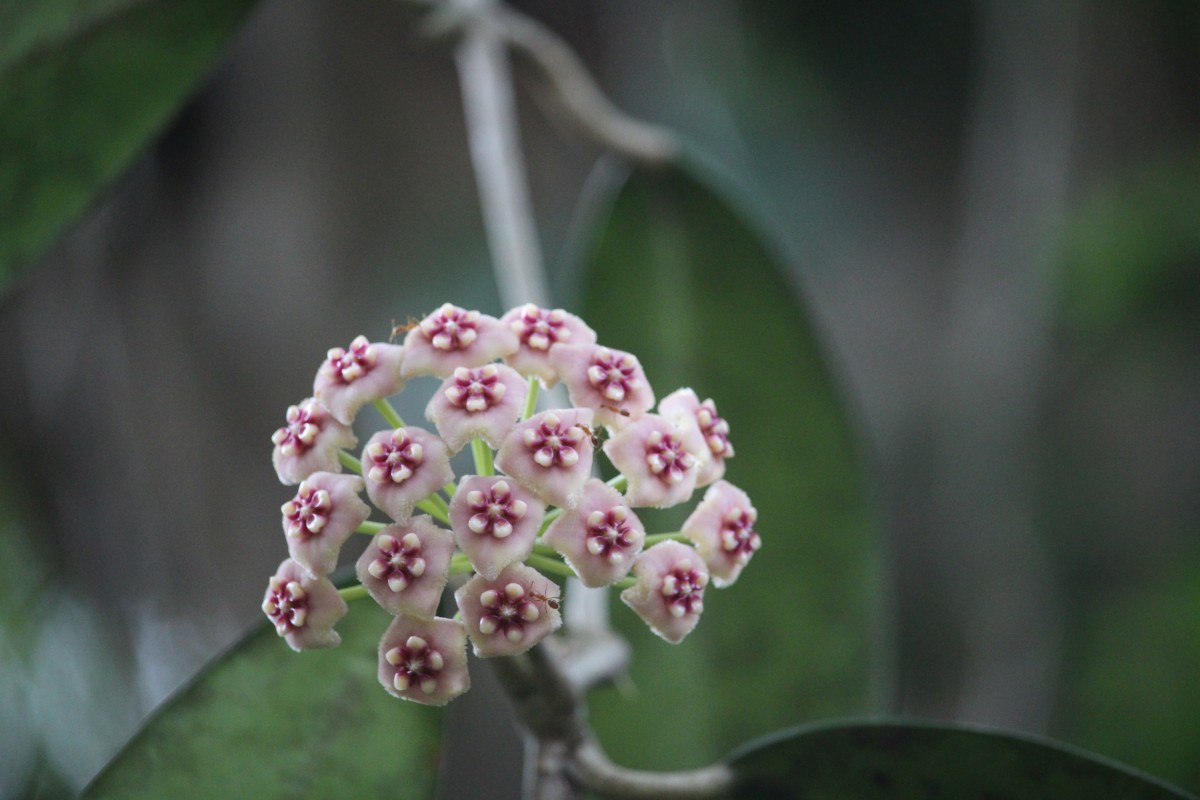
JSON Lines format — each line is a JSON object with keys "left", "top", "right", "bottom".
{"left": 619, "top": 541, "right": 708, "bottom": 644}
{"left": 362, "top": 427, "right": 455, "bottom": 522}
{"left": 541, "top": 479, "right": 644, "bottom": 587}
{"left": 603, "top": 414, "right": 704, "bottom": 508}
{"left": 271, "top": 398, "right": 357, "bottom": 485}
{"left": 281, "top": 472, "right": 371, "bottom": 577}
{"left": 658, "top": 388, "right": 734, "bottom": 487}
{"left": 449, "top": 476, "right": 545, "bottom": 579}
{"left": 494, "top": 408, "right": 595, "bottom": 508}
{"left": 500, "top": 304, "right": 596, "bottom": 386}
{"left": 681, "top": 481, "right": 760, "bottom": 587}
{"left": 549, "top": 343, "right": 654, "bottom": 429}
{"left": 402, "top": 303, "right": 518, "bottom": 379}
{"left": 378, "top": 616, "right": 470, "bottom": 706}
{"left": 356, "top": 517, "right": 455, "bottom": 617}
{"left": 313, "top": 337, "right": 405, "bottom": 425}
{"left": 425, "top": 364, "right": 528, "bottom": 453}
{"left": 262, "top": 559, "right": 348, "bottom": 651}
{"left": 454, "top": 564, "right": 562, "bottom": 657}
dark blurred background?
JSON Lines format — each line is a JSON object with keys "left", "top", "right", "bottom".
{"left": 1, "top": 0, "right": 1198, "bottom": 795}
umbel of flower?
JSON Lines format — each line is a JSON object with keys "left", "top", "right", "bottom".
{"left": 263, "top": 302, "right": 761, "bottom": 706}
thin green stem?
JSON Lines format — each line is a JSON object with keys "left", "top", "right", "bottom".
{"left": 450, "top": 553, "right": 474, "bottom": 576}
{"left": 417, "top": 496, "right": 450, "bottom": 525}
{"left": 443, "top": 481, "right": 458, "bottom": 498}
{"left": 338, "top": 449, "right": 362, "bottom": 474}
{"left": 643, "top": 532, "right": 689, "bottom": 546}
{"left": 532, "top": 541, "right": 559, "bottom": 558}
{"left": 538, "top": 506, "right": 563, "bottom": 534}
{"left": 522, "top": 377, "right": 540, "bottom": 419}
{"left": 606, "top": 473, "right": 627, "bottom": 493}
{"left": 373, "top": 398, "right": 406, "bottom": 429}
{"left": 472, "top": 437, "right": 495, "bottom": 476}
{"left": 357, "top": 521, "right": 387, "bottom": 535}
{"left": 338, "top": 584, "right": 368, "bottom": 601}
{"left": 525, "top": 552, "right": 577, "bottom": 581}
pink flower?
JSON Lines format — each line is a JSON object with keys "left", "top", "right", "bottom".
{"left": 424, "top": 364, "right": 528, "bottom": 454}
{"left": 271, "top": 398, "right": 357, "bottom": 485}
{"left": 356, "top": 517, "right": 456, "bottom": 617}
{"left": 549, "top": 344, "right": 654, "bottom": 429}
{"left": 454, "top": 564, "right": 562, "bottom": 657}
{"left": 378, "top": 616, "right": 470, "bottom": 706}
{"left": 313, "top": 336, "right": 405, "bottom": 425}
{"left": 449, "top": 476, "right": 545, "bottom": 579}
{"left": 500, "top": 304, "right": 596, "bottom": 386}
{"left": 402, "top": 303, "right": 518, "bottom": 378}
{"left": 261, "top": 559, "right": 348, "bottom": 651}
{"left": 281, "top": 472, "right": 371, "bottom": 578}
{"left": 619, "top": 541, "right": 708, "bottom": 644}
{"left": 541, "top": 479, "right": 644, "bottom": 587}
{"left": 603, "top": 414, "right": 705, "bottom": 508}
{"left": 658, "top": 388, "right": 734, "bottom": 487}
{"left": 362, "top": 427, "right": 455, "bottom": 522}
{"left": 494, "top": 409, "right": 595, "bottom": 508}
{"left": 682, "top": 481, "right": 760, "bottom": 587}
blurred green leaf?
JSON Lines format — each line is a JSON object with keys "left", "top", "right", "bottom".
{"left": 84, "top": 599, "right": 442, "bottom": 799}
{"left": 576, "top": 158, "right": 879, "bottom": 769}
{"left": 0, "top": 0, "right": 259, "bottom": 288}
{"left": 728, "top": 720, "right": 1197, "bottom": 799}
{"left": 1060, "top": 566, "right": 1200, "bottom": 794}
{"left": 1058, "top": 154, "right": 1200, "bottom": 334}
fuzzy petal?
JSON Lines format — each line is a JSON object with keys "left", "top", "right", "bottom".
{"left": 549, "top": 343, "right": 654, "bottom": 429}
{"left": 541, "top": 479, "right": 644, "bottom": 587}
{"left": 449, "top": 476, "right": 545, "bottom": 579}
{"left": 658, "top": 388, "right": 733, "bottom": 487}
{"left": 500, "top": 304, "right": 596, "bottom": 386}
{"left": 362, "top": 427, "right": 455, "bottom": 522}
{"left": 262, "top": 559, "right": 348, "bottom": 651}
{"left": 282, "top": 472, "right": 371, "bottom": 577}
{"left": 402, "top": 303, "right": 518, "bottom": 378}
{"left": 603, "top": 414, "right": 704, "bottom": 508}
{"left": 454, "top": 564, "right": 561, "bottom": 657}
{"left": 681, "top": 481, "right": 760, "bottom": 587}
{"left": 425, "top": 364, "right": 528, "bottom": 453}
{"left": 271, "top": 398, "right": 357, "bottom": 485}
{"left": 356, "top": 517, "right": 455, "bottom": 617}
{"left": 619, "top": 542, "right": 708, "bottom": 644}
{"left": 494, "top": 408, "right": 595, "bottom": 508}
{"left": 313, "top": 337, "right": 405, "bottom": 425}
{"left": 378, "top": 615, "right": 470, "bottom": 706}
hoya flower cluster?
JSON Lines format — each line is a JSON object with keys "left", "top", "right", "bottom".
{"left": 264, "top": 303, "right": 760, "bottom": 706}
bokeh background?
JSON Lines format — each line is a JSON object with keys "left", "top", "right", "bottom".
{"left": 2, "top": 0, "right": 1198, "bottom": 796}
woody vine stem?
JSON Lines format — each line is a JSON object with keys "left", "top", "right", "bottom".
{"left": 440, "top": 0, "right": 730, "bottom": 797}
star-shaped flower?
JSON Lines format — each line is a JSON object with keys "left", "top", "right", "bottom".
{"left": 313, "top": 336, "right": 405, "bottom": 425}
{"left": 603, "top": 414, "right": 705, "bottom": 508}
{"left": 402, "top": 303, "right": 518, "bottom": 378}
{"left": 658, "top": 388, "right": 734, "bottom": 487}
{"left": 549, "top": 344, "right": 654, "bottom": 429}
{"left": 378, "top": 616, "right": 470, "bottom": 706}
{"left": 500, "top": 304, "right": 596, "bottom": 386}
{"left": 425, "top": 364, "right": 528, "bottom": 454}
{"left": 682, "top": 481, "right": 760, "bottom": 587}
{"left": 541, "top": 479, "right": 644, "bottom": 587}
{"left": 449, "top": 476, "right": 545, "bottom": 579}
{"left": 454, "top": 564, "right": 562, "bottom": 657}
{"left": 271, "top": 398, "right": 358, "bottom": 485}
{"left": 494, "top": 408, "right": 595, "bottom": 508}
{"left": 356, "top": 517, "right": 456, "bottom": 617}
{"left": 281, "top": 472, "right": 371, "bottom": 578}
{"left": 620, "top": 541, "right": 708, "bottom": 644}
{"left": 362, "top": 427, "right": 455, "bottom": 522}
{"left": 261, "top": 559, "right": 348, "bottom": 651}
